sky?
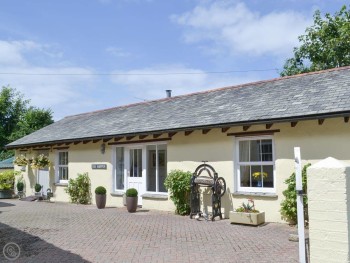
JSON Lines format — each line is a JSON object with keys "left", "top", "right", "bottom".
{"left": 0, "top": 0, "right": 346, "bottom": 120}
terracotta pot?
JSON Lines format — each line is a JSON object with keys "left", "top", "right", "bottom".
{"left": 95, "top": 194, "right": 106, "bottom": 209}
{"left": 126, "top": 196, "right": 138, "bottom": 213}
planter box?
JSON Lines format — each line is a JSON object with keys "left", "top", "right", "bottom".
{"left": 0, "top": 190, "right": 13, "bottom": 199}
{"left": 229, "top": 211, "right": 265, "bottom": 226}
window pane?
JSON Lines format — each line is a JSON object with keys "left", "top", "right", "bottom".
{"left": 59, "top": 152, "right": 68, "bottom": 165}
{"left": 158, "top": 149, "right": 167, "bottom": 192}
{"left": 59, "top": 167, "right": 68, "bottom": 180}
{"left": 261, "top": 140, "right": 273, "bottom": 161}
{"left": 251, "top": 165, "right": 262, "bottom": 187}
{"left": 137, "top": 149, "right": 142, "bottom": 177}
{"left": 147, "top": 146, "right": 156, "bottom": 191}
{"left": 116, "top": 147, "right": 124, "bottom": 190}
{"left": 262, "top": 165, "right": 274, "bottom": 188}
{"left": 130, "top": 149, "right": 142, "bottom": 177}
{"left": 240, "top": 166, "right": 250, "bottom": 187}
{"left": 239, "top": 141, "right": 249, "bottom": 162}
{"left": 250, "top": 140, "right": 261, "bottom": 162}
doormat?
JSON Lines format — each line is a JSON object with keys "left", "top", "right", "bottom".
{"left": 20, "top": 196, "right": 44, "bottom": 202}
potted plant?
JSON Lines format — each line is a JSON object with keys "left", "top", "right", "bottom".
{"left": 0, "top": 171, "right": 16, "bottom": 199}
{"left": 31, "top": 154, "right": 51, "bottom": 169}
{"left": 95, "top": 186, "right": 107, "bottom": 209}
{"left": 229, "top": 199, "right": 265, "bottom": 226}
{"left": 17, "top": 176, "right": 24, "bottom": 192}
{"left": 34, "top": 183, "right": 42, "bottom": 195}
{"left": 125, "top": 188, "right": 138, "bottom": 213}
{"left": 14, "top": 155, "right": 29, "bottom": 171}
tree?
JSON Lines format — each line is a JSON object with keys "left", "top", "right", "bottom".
{"left": 0, "top": 86, "right": 54, "bottom": 160}
{"left": 280, "top": 5, "right": 350, "bottom": 76}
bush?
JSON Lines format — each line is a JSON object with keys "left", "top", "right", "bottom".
{"left": 34, "top": 183, "right": 42, "bottom": 192}
{"left": 164, "top": 169, "right": 192, "bottom": 215}
{"left": 17, "top": 181, "right": 24, "bottom": 191}
{"left": 280, "top": 164, "right": 311, "bottom": 224}
{"left": 95, "top": 186, "right": 106, "bottom": 195}
{"left": 126, "top": 188, "right": 138, "bottom": 197}
{"left": 65, "top": 173, "right": 91, "bottom": 204}
{"left": 0, "top": 171, "right": 18, "bottom": 190}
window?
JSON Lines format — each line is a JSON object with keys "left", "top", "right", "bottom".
{"left": 115, "top": 147, "right": 124, "bottom": 190}
{"left": 57, "top": 151, "right": 68, "bottom": 183}
{"left": 146, "top": 144, "right": 167, "bottom": 193}
{"left": 236, "top": 137, "right": 274, "bottom": 192}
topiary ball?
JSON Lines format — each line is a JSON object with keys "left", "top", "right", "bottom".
{"left": 34, "top": 183, "right": 42, "bottom": 193}
{"left": 126, "top": 188, "right": 138, "bottom": 197}
{"left": 95, "top": 186, "right": 107, "bottom": 195}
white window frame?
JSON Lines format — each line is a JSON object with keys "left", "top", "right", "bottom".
{"left": 111, "top": 142, "right": 168, "bottom": 194}
{"left": 55, "top": 150, "right": 69, "bottom": 184}
{"left": 235, "top": 135, "right": 275, "bottom": 193}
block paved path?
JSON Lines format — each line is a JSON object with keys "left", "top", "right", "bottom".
{"left": 0, "top": 200, "right": 298, "bottom": 262}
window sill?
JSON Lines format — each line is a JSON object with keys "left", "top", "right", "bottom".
{"left": 142, "top": 193, "right": 168, "bottom": 200}
{"left": 110, "top": 191, "right": 125, "bottom": 197}
{"left": 232, "top": 191, "right": 277, "bottom": 198}
{"left": 54, "top": 183, "right": 68, "bottom": 187}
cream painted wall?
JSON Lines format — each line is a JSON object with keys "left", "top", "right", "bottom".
{"left": 14, "top": 117, "right": 350, "bottom": 222}
{"left": 168, "top": 117, "right": 350, "bottom": 222}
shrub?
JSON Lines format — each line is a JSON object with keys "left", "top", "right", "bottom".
{"left": 126, "top": 188, "right": 138, "bottom": 197}
{"left": 34, "top": 183, "right": 42, "bottom": 192}
{"left": 17, "top": 181, "right": 24, "bottom": 192}
{"left": 280, "top": 164, "right": 311, "bottom": 224}
{"left": 0, "top": 171, "right": 19, "bottom": 190}
{"left": 65, "top": 173, "right": 91, "bottom": 204}
{"left": 95, "top": 186, "right": 107, "bottom": 195}
{"left": 164, "top": 169, "right": 192, "bottom": 215}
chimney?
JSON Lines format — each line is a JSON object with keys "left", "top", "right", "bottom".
{"left": 166, "top": 90, "right": 172, "bottom": 98}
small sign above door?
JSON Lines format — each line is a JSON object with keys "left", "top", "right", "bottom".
{"left": 91, "top": 164, "right": 107, "bottom": 170}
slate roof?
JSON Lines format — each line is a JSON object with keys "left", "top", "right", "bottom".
{"left": 0, "top": 157, "right": 14, "bottom": 169}
{"left": 7, "top": 67, "right": 350, "bottom": 148}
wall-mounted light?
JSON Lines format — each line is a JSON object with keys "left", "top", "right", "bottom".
{"left": 100, "top": 143, "right": 106, "bottom": 154}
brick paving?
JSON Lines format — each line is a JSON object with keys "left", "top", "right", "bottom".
{"left": 0, "top": 200, "right": 298, "bottom": 262}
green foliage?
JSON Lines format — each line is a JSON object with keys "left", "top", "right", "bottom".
{"left": 65, "top": 173, "right": 92, "bottom": 204}
{"left": 0, "top": 86, "right": 54, "bottom": 160}
{"left": 280, "top": 164, "right": 311, "bottom": 224}
{"left": 95, "top": 186, "right": 107, "bottom": 195}
{"left": 34, "top": 183, "right": 42, "bottom": 193}
{"left": 31, "top": 154, "right": 51, "bottom": 169}
{"left": 236, "top": 199, "right": 259, "bottom": 213}
{"left": 164, "top": 169, "right": 192, "bottom": 215}
{"left": 0, "top": 170, "right": 19, "bottom": 190}
{"left": 16, "top": 181, "right": 24, "bottom": 192}
{"left": 281, "top": 5, "right": 350, "bottom": 76}
{"left": 126, "top": 188, "right": 138, "bottom": 197}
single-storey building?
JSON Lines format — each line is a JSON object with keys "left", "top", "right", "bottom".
{"left": 6, "top": 66, "right": 350, "bottom": 222}
{"left": 0, "top": 157, "right": 14, "bottom": 172}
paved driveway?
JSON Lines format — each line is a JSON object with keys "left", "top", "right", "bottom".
{"left": 0, "top": 200, "right": 298, "bottom": 262}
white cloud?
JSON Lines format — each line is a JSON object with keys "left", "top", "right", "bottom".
{"left": 105, "top": 47, "right": 131, "bottom": 57}
{"left": 0, "top": 40, "right": 98, "bottom": 120}
{"left": 110, "top": 64, "right": 262, "bottom": 100}
{"left": 171, "top": 1, "right": 312, "bottom": 57}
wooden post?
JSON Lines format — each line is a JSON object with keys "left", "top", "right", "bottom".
{"left": 294, "top": 147, "right": 306, "bottom": 263}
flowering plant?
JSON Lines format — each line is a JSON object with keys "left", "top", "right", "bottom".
{"left": 13, "top": 155, "right": 29, "bottom": 166}
{"left": 31, "top": 154, "right": 51, "bottom": 169}
{"left": 252, "top": 172, "right": 268, "bottom": 179}
{"left": 235, "top": 199, "right": 259, "bottom": 213}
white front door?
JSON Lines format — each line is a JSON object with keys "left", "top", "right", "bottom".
{"left": 38, "top": 168, "right": 50, "bottom": 194}
{"left": 126, "top": 147, "right": 145, "bottom": 205}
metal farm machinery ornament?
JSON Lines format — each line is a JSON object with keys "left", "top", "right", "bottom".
{"left": 190, "top": 162, "right": 226, "bottom": 221}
